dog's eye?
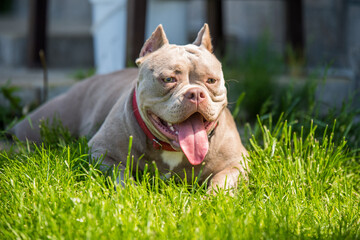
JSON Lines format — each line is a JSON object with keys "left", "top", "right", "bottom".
{"left": 207, "top": 78, "right": 217, "bottom": 84}
{"left": 163, "top": 77, "right": 176, "bottom": 83}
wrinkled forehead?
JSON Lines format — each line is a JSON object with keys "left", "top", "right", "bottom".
{"left": 143, "top": 44, "right": 223, "bottom": 76}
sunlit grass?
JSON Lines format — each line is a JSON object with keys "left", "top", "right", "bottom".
{"left": 0, "top": 118, "right": 359, "bottom": 239}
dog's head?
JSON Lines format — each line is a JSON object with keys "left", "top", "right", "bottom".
{"left": 135, "top": 24, "right": 227, "bottom": 165}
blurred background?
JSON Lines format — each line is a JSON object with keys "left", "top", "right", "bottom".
{"left": 0, "top": 0, "right": 359, "bottom": 146}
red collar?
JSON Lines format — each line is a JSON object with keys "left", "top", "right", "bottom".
{"left": 132, "top": 89, "right": 177, "bottom": 151}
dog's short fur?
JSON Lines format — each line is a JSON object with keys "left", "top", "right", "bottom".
{"left": 12, "top": 24, "right": 248, "bottom": 192}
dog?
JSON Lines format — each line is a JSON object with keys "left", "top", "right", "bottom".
{"left": 12, "top": 24, "right": 248, "bottom": 193}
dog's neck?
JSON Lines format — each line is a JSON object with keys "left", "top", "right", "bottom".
{"left": 132, "top": 88, "right": 177, "bottom": 152}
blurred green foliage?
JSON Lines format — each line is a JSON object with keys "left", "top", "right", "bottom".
{"left": 71, "top": 68, "right": 96, "bottom": 81}
{"left": 0, "top": 81, "right": 22, "bottom": 131}
{"left": 223, "top": 38, "right": 360, "bottom": 149}
{"left": 225, "top": 37, "right": 284, "bottom": 120}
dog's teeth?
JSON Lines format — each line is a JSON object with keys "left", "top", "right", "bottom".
{"left": 167, "top": 122, "right": 173, "bottom": 127}
{"left": 175, "top": 131, "right": 179, "bottom": 135}
{"left": 170, "top": 126, "right": 175, "bottom": 132}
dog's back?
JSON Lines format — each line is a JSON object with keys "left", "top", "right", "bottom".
{"left": 12, "top": 68, "right": 138, "bottom": 142}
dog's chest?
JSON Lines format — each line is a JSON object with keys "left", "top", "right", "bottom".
{"left": 160, "top": 151, "right": 184, "bottom": 171}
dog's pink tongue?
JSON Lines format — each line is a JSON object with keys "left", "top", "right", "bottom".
{"left": 177, "top": 113, "right": 209, "bottom": 165}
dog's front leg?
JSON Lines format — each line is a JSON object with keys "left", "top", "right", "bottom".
{"left": 207, "top": 161, "right": 248, "bottom": 195}
{"left": 93, "top": 155, "right": 134, "bottom": 188}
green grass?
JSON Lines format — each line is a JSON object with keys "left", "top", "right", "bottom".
{"left": 1, "top": 118, "right": 359, "bottom": 239}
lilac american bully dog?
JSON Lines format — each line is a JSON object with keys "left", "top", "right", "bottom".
{"left": 13, "top": 24, "right": 248, "bottom": 192}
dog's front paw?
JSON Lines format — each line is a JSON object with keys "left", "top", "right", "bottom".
{"left": 207, "top": 165, "right": 247, "bottom": 195}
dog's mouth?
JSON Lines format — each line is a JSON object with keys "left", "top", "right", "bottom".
{"left": 148, "top": 112, "right": 217, "bottom": 165}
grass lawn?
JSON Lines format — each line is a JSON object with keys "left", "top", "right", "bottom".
{"left": 0, "top": 117, "right": 359, "bottom": 239}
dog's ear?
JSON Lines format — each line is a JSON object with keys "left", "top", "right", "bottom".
{"left": 136, "top": 25, "right": 169, "bottom": 65}
{"left": 193, "top": 23, "right": 213, "bottom": 53}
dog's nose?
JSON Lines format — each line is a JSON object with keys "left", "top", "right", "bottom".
{"left": 184, "top": 88, "right": 206, "bottom": 104}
